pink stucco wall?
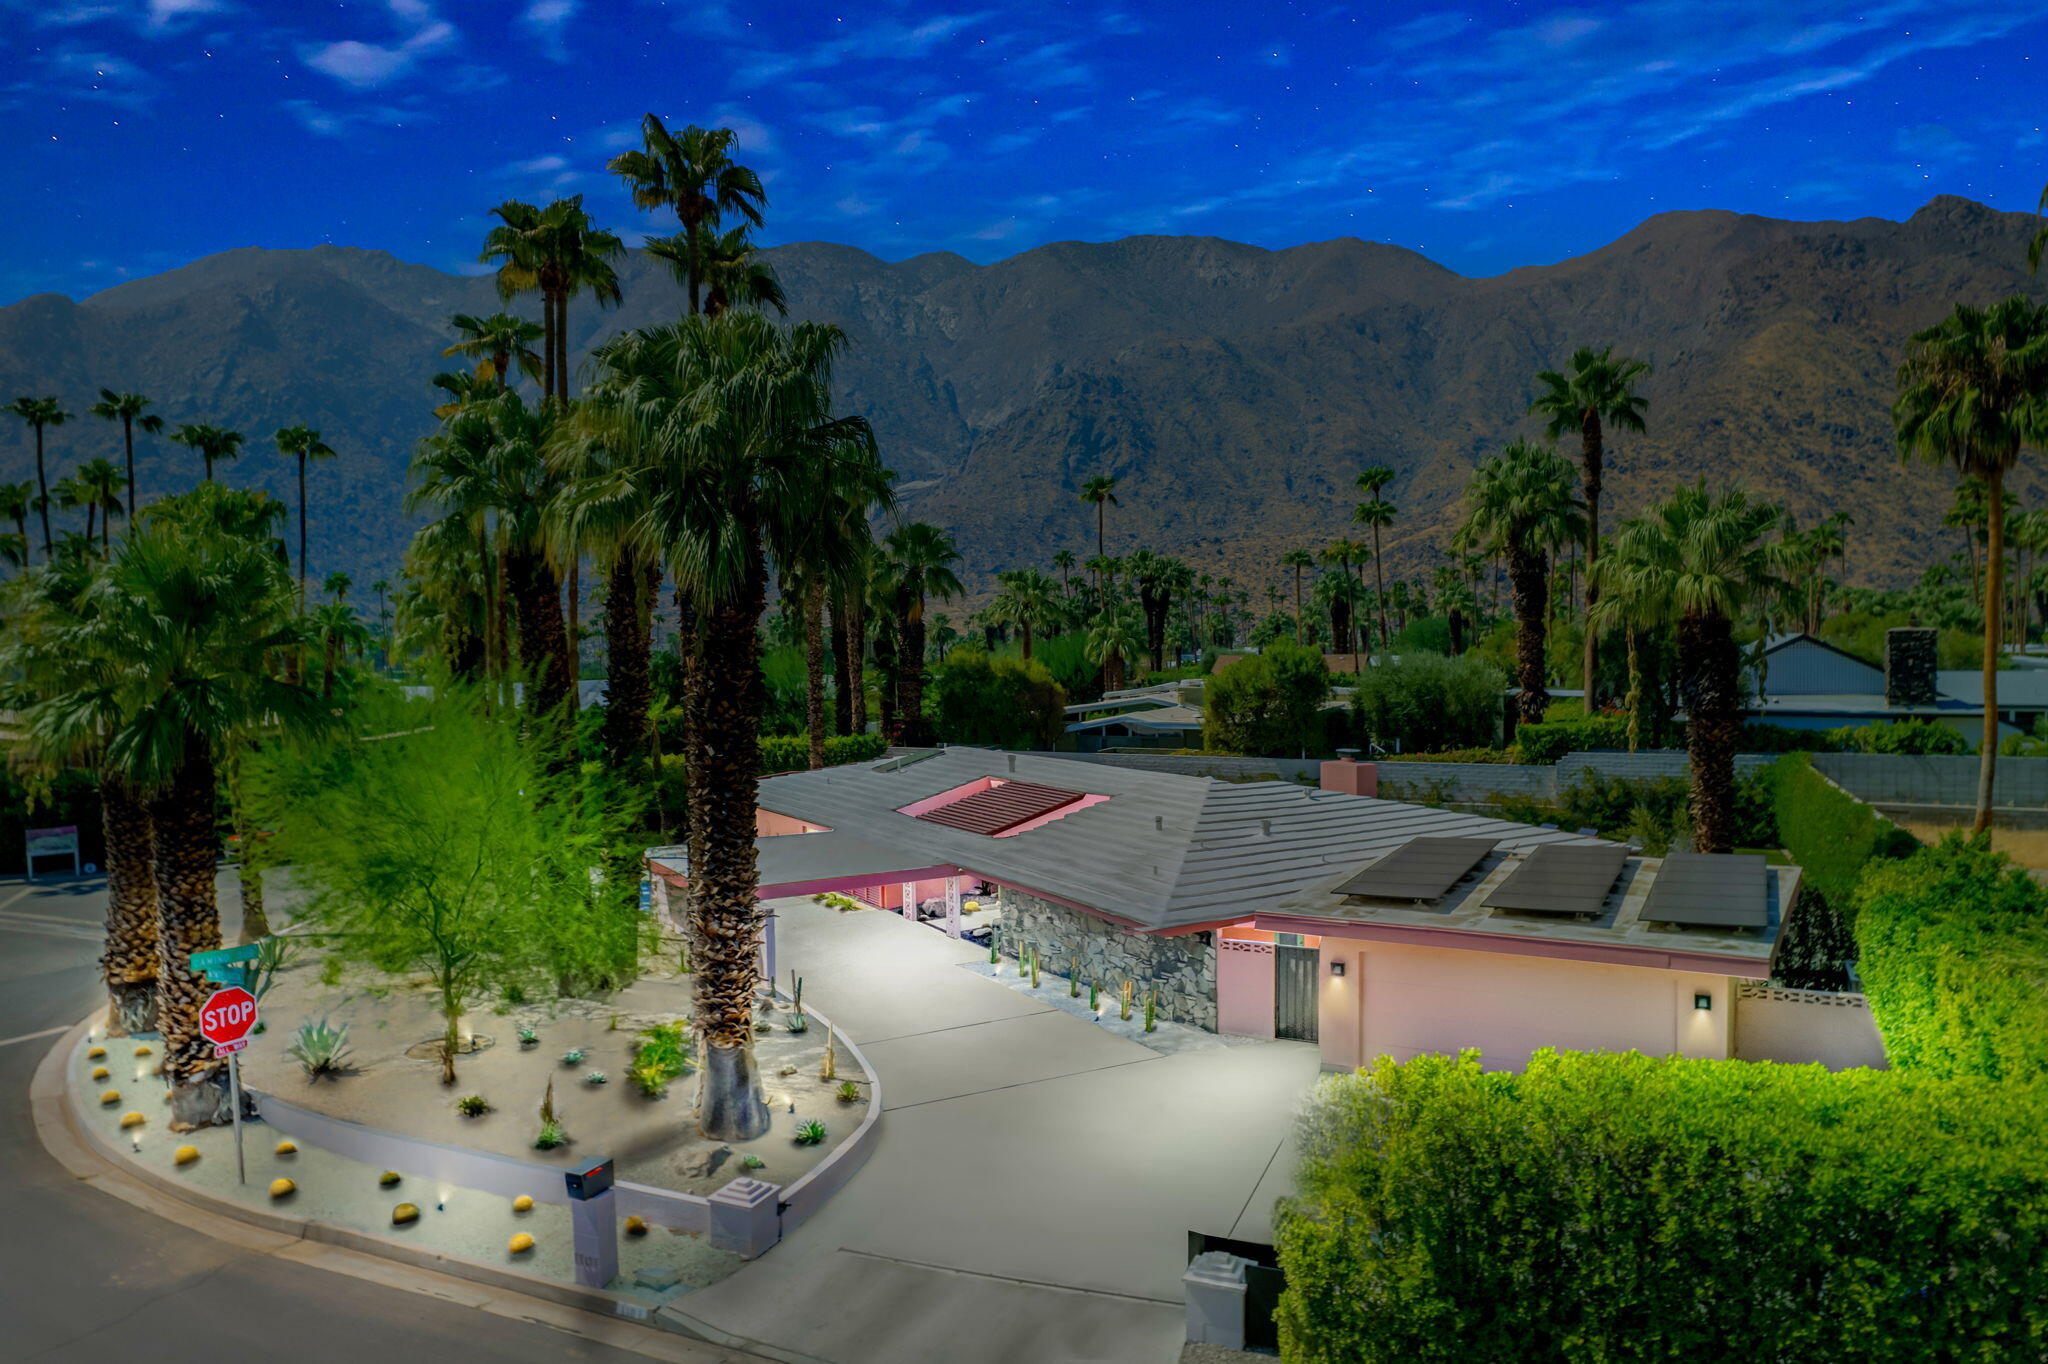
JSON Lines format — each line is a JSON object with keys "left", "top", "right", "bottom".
{"left": 1217, "top": 937, "right": 1277, "bottom": 1038}
{"left": 1313, "top": 935, "right": 1732, "bottom": 1072}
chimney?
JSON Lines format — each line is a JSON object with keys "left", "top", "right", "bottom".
{"left": 1884, "top": 627, "right": 1938, "bottom": 707}
{"left": 1319, "top": 751, "right": 1378, "bottom": 798}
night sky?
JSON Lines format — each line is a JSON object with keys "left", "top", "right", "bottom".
{"left": 7, "top": 0, "right": 2046, "bottom": 303}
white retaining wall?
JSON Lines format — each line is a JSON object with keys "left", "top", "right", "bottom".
{"left": 1732, "top": 982, "right": 1888, "bottom": 1070}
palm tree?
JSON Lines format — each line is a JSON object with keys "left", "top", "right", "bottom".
{"left": 443, "top": 312, "right": 544, "bottom": 391}
{"left": 324, "top": 571, "right": 352, "bottom": 602}
{"left": 1895, "top": 296, "right": 2048, "bottom": 832}
{"left": 1458, "top": 440, "right": 1586, "bottom": 726}
{"left": 1595, "top": 486, "right": 1785, "bottom": 851}
{"left": 1432, "top": 565, "right": 1478, "bottom": 655}
{"left": 272, "top": 424, "right": 337, "bottom": 606}
{"left": 62, "top": 487, "right": 319, "bottom": 1126}
{"left": 0, "top": 480, "right": 31, "bottom": 555}
{"left": 73, "top": 458, "right": 126, "bottom": 552}
{"left": 2029, "top": 182, "right": 2048, "bottom": 273}
{"left": 1125, "top": 550, "right": 1190, "bottom": 673}
{"left": 1052, "top": 548, "right": 1077, "bottom": 598}
{"left": 1354, "top": 465, "right": 1397, "bottom": 647}
{"left": 169, "top": 423, "right": 244, "bottom": 484}
{"left": 89, "top": 390, "right": 162, "bottom": 533}
{"left": 1281, "top": 549, "right": 1313, "bottom": 645}
{"left": 480, "top": 197, "right": 625, "bottom": 404}
{"left": 989, "top": 568, "right": 1057, "bottom": 662}
{"left": 647, "top": 224, "right": 786, "bottom": 319}
{"left": 607, "top": 116, "right": 768, "bottom": 316}
{"left": 309, "top": 601, "right": 369, "bottom": 696}
{"left": 1087, "top": 604, "right": 1143, "bottom": 692}
{"left": 6, "top": 396, "right": 72, "bottom": 560}
{"left": 881, "top": 522, "right": 964, "bottom": 744}
{"left": 1320, "top": 539, "right": 1371, "bottom": 674}
{"left": 1078, "top": 477, "right": 1120, "bottom": 588}
{"left": 1531, "top": 346, "right": 1651, "bottom": 709}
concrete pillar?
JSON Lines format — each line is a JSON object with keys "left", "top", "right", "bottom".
{"left": 1183, "top": 1251, "right": 1250, "bottom": 1348}
{"left": 569, "top": 1189, "right": 619, "bottom": 1289}
{"left": 944, "top": 876, "right": 962, "bottom": 937}
{"left": 900, "top": 881, "right": 917, "bottom": 923}
{"left": 708, "top": 1177, "right": 782, "bottom": 1258}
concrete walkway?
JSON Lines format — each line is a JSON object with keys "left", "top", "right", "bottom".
{"left": 672, "top": 899, "right": 1320, "bottom": 1364}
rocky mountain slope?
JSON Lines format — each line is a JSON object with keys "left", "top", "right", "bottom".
{"left": 2, "top": 195, "right": 2043, "bottom": 596}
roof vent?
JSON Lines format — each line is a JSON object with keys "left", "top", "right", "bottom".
{"left": 1155, "top": 815, "right": 1165, "bottom": 832}
{"left": 1260, "top": 818, "right": 1273, "bottom": 838}
{"left": 1007, "top": 753, "right": 1017, "bottom": 773}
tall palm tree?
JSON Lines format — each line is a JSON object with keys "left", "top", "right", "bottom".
{"left": 1458, "top": 440, "right": 1586, "bottom": 726}
{"left": 59, "top": 487, "right": 319, "bottom": 1126}
{"left": 480, "top": 197, "right": 625, "bottom": 404}
{"left": 1531, "top": 346, "right": 1651, "bottom": 709}
{"left": 73, "top": 458, "right": 126, "bottom": 552}
{"left": 782, "top": 461, "right": 892, "bottom": 767}
{"left": 1087, "top": 603, "right": 1143, "bottom": 692}
{"left": 1354, "top": 465, "right": 1397, "bottom": 647}
{"left": 989, "top": 567, "right": 1057, "bottom": 662}
{"left": 647, "top": 224, "right": 786, "bottom": 319}
{"left": 1432, "top": 565, "right": 1477, "bottom": 655}
{"left": 1595, "top": 485, "right": 1785, "bottom": 851}
{"left": 1320, "top": 539, "right": 1371, "bottom": 674}
{"left": 1078, "top": 476, "right": 1120, "bottom": 588}
{"left": 89, "top": 390, "right": 163, "bottom": 533}
{"left": 607, "top": 116, "right": 768, "bottom": 316}
{"left": 324, "top": 571, "right": 352, "bottom": 602}
{"left": 443, "top": 312, "right": 545, "bottom": 391}
{"left": 881, "top": 522, "right": 964, "bottom": 744}
{"left": 273, "top": 424, "right": 337, "bottom": 607}
{"left": 6, "top": 396, "right": 72, "bottom": 560}
{"left": 1282, "top": 549, "right": 1313, "bottom": 645}
{"left": 0, "top": 480, "right": 31, "bottom": 553}
{"left": 1125, "top": 550, "right": 1190, "bottom": 673}
{"left": 169, "top": 423, "right": 244, "bottom": 484}
{"left": 1895, "top": 296, "right": 2048, "bottom": 831}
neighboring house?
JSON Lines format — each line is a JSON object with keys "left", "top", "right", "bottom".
{"left": 1749, "top": 630, "right": 2048, "bottom": 738}
{"left": 1063, "top": 685, "right": 1209, "bottom": 751}
{"left": 1213, "top": 651, "right": 1370, "bottom": 676}
{"left": 649, "top": 749, "right": 1829, "bottom": 1074}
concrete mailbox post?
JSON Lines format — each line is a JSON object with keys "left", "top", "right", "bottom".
{"left": 1183, "top": 1250, "right": 1250, "bottom": 1349}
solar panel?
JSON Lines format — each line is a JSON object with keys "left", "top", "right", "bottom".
{"left": 1640, "top": 852, "right": 1770, "bottom": 929}
{"left": 915, "top": 781, "right": 1086, "bottom": 835}
{"left": 1333, "top": 836, "right": 1498, "bottom": 902}
{"left": 1484, "top": 842, "right": 1629, "bottom": 916}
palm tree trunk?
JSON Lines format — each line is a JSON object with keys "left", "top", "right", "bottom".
{"left": 600, "top": 552, "right": 654, "bottom": 796}
{"left": 829, "top": 595, "right": 854, "bottom": 737}
{"left": 1509, "top": 546, "right": 1549, "bottom": 726}
{"left": 896, "top": 597, "right": 931, "bottom": 745}
{"left": 33, "top": 426, "right": 51, "bottom": 558}
{"left": 1976, "top": 470, "right": 2005, "bottom": 833}
{"left": 691, "top": 536, "right": 771, "bottom": 1142}
{"left": 508, "top": 548, "right": 574, "bottom": 721}
{"left": 1683, "top": 612, "right": 1740, "bottom": 854}
{"left": 227, "top": 748, "right": 270, "bottom": 944}
{"left": 1293, "top": 568, "right": 1304, "bottom": 645}
{"left": 152, "top": 738, "right": 232, "bottom": 1131}
{"left": 542, "top": 290, "right": 558, "bottom": 401}
{"left": 675, "top": 588, "right": 708, "bottom": 888}
{"left": 1580, "top": 410, "right": 1603, "bottom": 710}
{"left": 297, "top": 452, "right": 309, "bottom": 609}
{"left": 566, "top": 554, "right": 580, "bottom": 711}
{"left": 848, "top": 586, "right": 870, "bottom": 735}
{"left": 99, "top": 775, "right": 158, "bottom": 1036}
{"left": 804, "top": 579, "right": 828, "bottom": 770}
{"left": 1625, "top": 628, "right": 1642, "bottom": 754}
{"left": 122, "top": 417, "right": 136, "bottom": 533}
{"left": 1372, "top": 526, "right": 1388, "bottom": 647}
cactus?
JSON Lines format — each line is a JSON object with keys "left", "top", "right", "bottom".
{"left": 1069, "top": 956, "right": 1080, "bottom": 997}
{"left": 1119, "top": 979, "right": 1133, "bottom": 1021}
{"left": 1088, "top": 979, "right": 1099, "bottom": 1010}
{"left": 1028, "top": 946, "right": 1040, "bottom": 988}
{"left": 789, "top": 971, "right": 805, "bottom": 1019}
{"left": 820, "top": 1029, "right": 837, "bottom": 1081}
{"left": 988, "top": 937, "right": 999, "bottom": 965}
{"left": 1144, "top": 989, "right": 1157, "bottom": 1033}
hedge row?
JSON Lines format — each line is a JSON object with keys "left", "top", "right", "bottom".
{"left": 1768, "top": 752, "right": 1918, "bottom": 911}
{"left": 756, "top": 731, "right": 888, "bottom": 774}
{"left": 1277, "top": 1050, "right": 2048, "bottom": 1364}
{"left": 1854, "top": 836, "right": 2048, "bottom": 1082}
{"left": 1512, "top": 714, "right": 1629, "bottom": 764}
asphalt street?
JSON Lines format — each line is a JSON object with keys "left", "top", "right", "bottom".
{"left": 0, "top": 869, "right": 674, "bottom": 1363}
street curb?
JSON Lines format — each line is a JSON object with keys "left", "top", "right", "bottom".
{"left": 33, "top": 1013, "right": 814, "bottom": 1364}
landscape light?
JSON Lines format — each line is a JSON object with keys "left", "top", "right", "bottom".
{"left": 1694, "top": 993, "right": 1712, "bottom": 1011}
{"left": 1329, "top": 960, "right": 1346, "bottom": 978}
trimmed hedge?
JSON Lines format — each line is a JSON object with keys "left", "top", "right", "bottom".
{"left": 1513, "top": 714, "right": 1628, "bottom": 764}
{"left": 757, "top": 731, "right": 888, "bottom": 774}
{"left": 1768, "top": 753, "right": 1918, "bottom": 911}
{"left": 1277, "top": 1050, "right": 2048, "bottom": 1364}
{"left": 1854, "top": 836, "right": 2048, "bottom": 1082}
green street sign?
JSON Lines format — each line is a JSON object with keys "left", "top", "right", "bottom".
{"left": 191, "top": 944, "right": 261, "bottom": 970}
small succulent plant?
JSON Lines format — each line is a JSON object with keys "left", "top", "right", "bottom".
{"left": 794, "top": 1119, "right": 828, "bottom": 1146}
{"left": 517, "top": 1026, "right": 538, "bottom": 1047}
{"left": 456, "top": 1094, "right": 491, "bottom": 1117}
{"left": 785, "top": 1013, "right": 809, "bottom": 1034}
{"left": 533, "top": 1118, "right": 566, "bottom": 1151}
{"left": 741, "top": 1154, "right": 765, "bottom": 1170}
{"left": 560, "top": 1048, "right": 584, "bottom": 1066}
{"left": 287, "top": 1018, "right": 352, "bottom": 1079}
{"left": 835, "top": 1080, "right": 861, "bottom": 1103}
{"left": 584, "top": 1071, "right": 607, "bottom": 1085}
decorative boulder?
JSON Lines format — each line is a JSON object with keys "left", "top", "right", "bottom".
{"left": 119, "top": 1111, "right": 145, "bottom": 1129}
{"left": 378, "top": 1170, "right": 402, "bottom": 1188}
{"left": 91, "top": 1067, "right": 109, "bottom": 1081}
{"left": 269, "top": 1178, "right": 296, "bottom": 1199}
{"left": 511, "top": 1194, "right": 534, "bottom": 1213}
{"left": 99, "top": 1089, "right": 120, "bottom": 1105}
{"left": 274, "top": 1139, "right": 298, "bottom": 1156}
{"left": 392, "top": 1203, "right": 420, "bottom": 1225}
{"left": 87, "top": 1046, "right": 106, "bottom": 1060}
{"left": 507, "top": 1232, "right": 535, "bottom": 1254}
{"left": 134, "top": 1045, "right": 152, "bottom": 1057}
{"left": 173, "top": 1145, "right": 199, "bottom": 1166}
{"left": 624, "top": 1216, "right": 648, "bottom": 1237}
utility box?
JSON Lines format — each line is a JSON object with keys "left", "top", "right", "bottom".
{"left": 1183, "top": 1251, "right": 1250, "bottom": 1349}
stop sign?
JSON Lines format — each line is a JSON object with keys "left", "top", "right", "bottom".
{"left": 199, "top": 985, "right": 259, "bottom": 1049}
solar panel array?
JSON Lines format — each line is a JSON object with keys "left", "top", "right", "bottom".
{"left": 1640, "top": 852, "right": 1770, "bottom": 928}
{"left": 914, "top": 781, "right": 1087, "bottom": 836}
{"left": 1483, "top": 842, "right": 1629, "bottom": 916}
{"left": 1333, "top": 836, "right": 1499, "bottom": 902}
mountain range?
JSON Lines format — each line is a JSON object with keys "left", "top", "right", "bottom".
{"left": 2, "top": 194, "right": 2045, "bottom": 603}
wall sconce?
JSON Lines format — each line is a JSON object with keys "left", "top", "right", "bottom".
{"left": 1693, "top": 993, "right": 1712, "bottom": 1011}
{"left": 1329, "top": 960, "right": 1346, "bottom": 978}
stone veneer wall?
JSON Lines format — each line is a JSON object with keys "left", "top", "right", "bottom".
{"left": 996, "top": 887, "right": 1218, "bottom": 1031}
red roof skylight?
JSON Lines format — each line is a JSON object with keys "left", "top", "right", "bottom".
{"left": 913, "top": 780, "right": 1087, "bottom": 835}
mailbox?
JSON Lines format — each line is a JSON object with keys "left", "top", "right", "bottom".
{"left": 564, "top": 1158, "right": 615, "bottom": 1201}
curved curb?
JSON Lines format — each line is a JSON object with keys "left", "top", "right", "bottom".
{"left": 33, "top": 1012, "right": 821, "bottom": 1364}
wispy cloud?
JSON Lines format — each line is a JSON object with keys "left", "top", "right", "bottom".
{"left": 282, "top": 98, "right": 420, "bottom": 137}
{"left": 301, "top": 0, "right": 460, "bottom": 87}
{"left": 728, "top": 10, "right": 993, "bottom": 88}
{"left": 519, "top": 0, "right": 576, "bottom": 61}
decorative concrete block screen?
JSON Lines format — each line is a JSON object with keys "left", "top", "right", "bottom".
{"left": 999, "top": 886, "right": 1218, "bottom": 1030}
{"left": 1732, "top": 982, "right": 1888, "bottom": 1070}
{"left": 1814, "top": 753, "right": 2048, "bottom": 813}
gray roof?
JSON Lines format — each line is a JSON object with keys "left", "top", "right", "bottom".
{"left": 749, "top": 749, "right": 1594, "bottom": 933}
{"left": 1935, "top": 669, "right": 2048, "bottom": 709}
{"left": 1064, "top": 704, "right": 1207, "bottom": 735}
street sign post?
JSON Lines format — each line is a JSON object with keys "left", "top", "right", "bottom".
{"left": 198, "top": 984, "right": 259, "bottom": 1184}
{"left": 191, "top": 943, "right": 262, "bottom": 991}
{"left": 24, "top": 825, "right": 80, "bottom": 881}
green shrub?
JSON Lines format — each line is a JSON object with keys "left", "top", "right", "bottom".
{"left": 631, "top": 1020, "right": 691, "bottom": 1097}
{"left": 1377, "top": 747, "right": 1517, "bottom": 765}
{"left": 455, "top": 1094, "right": 490, "bottom": 1117}
{"left": 1769, "top": 753, "right": 1918, "bottom": 911}
{"left": 1512, "top": 715, "right": 1629, "bottom": 764}
{"left": 756, "top": 731, "right": 888, "bottom": 774}
{"left": 924, "top": 646, "right": 1069, "bottom": 749}
{"left": 287, "top": 1018, "right": 352, "bottom": 1078}
{"left": 794, "top": 1118, "right": 828, "bottom": 1145}
{"left": 1738, "top": 721, "right": 1838, "bottom": 753}
{"left": 1203, "top": 644, "right": 1330, "bottom": 757}
{"left": 1277, "top": 1050, "right": 2048, "bottom": 1364}
{"left": 1827, "top": 718, "right": 1973, "bottom": 755}
{"left": 1349, "top": 654, "right": 1504, "bottom": 754}
{"left": 1854, "top": 835, "right": 2048, "bottom": 1081}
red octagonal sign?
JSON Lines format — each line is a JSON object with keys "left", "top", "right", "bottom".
{"left": 199, "top": 985, "right": 258, "bottom": 1048}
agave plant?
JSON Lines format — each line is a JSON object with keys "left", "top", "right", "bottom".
{"left": 560, "top": 1048, "right": 585, "bottom": 1066}
{"left": 287, "top": 1018, "right": 352, "bottom": 1079}
{"left": 584, "top": 1071, "right": 608, "bottom": 1086}
{"left": 794, "top": 1118, "right": 827, "bottom": 1146}
{"left": 835, "top": 1080, "right": 861, "bottom": 1103}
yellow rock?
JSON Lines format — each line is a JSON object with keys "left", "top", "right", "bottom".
{"left": 511, "top": 1194, "right": 534, "bottom": 1213}
{"left": 378, "top": 1170, "right": 402, "bottom": 1187}
{"left": 133, "top": 1045, "right": 152, "bottom": 1057}
{"left": 91, "top": 1066, "right": 109, "bottom": 1081}
{"left": 624, "top": 1216, "right": 648, "bottom": 1237}
{"left": 391, "top": 1202, "right": 420, "bottom": 1225}
{"left": 99, "top": 1089, "right": 120, "bottom": 1105}
{"left": 174, "top": 1145, "right": 199, "bottom": 1166}
{"left": 269, "top": 1178, "right": 296, "bottom": 1199}
{"left": 507, "top": 1232, "right": 535, "bottom": 1254}
{"left": 963, "top": 899, "right": 981, "bottom": 913}
{"left": 87, "top": 1046, "right": 106, "bottom": 1059}
{"left": 274, "top": 1139, "right": 298, "bottom": 1156}
{"left": 119, "top": 1111, "right": 145, "bottom": 1128}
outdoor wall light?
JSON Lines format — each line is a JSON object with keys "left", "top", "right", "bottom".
{"left": 1693, "top": 993, "right": 1712, "bottom": 1011}
{"left": 1329, "top": 960, "right": 1346, "bottom": 978}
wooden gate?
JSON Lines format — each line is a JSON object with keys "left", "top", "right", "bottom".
{"left": 1274, "top": 943, "right": 1319, "bottom": 1042}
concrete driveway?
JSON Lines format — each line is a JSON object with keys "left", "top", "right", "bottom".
{"left": 676, "top": 898, "right": 1321, "bottom": 1364}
